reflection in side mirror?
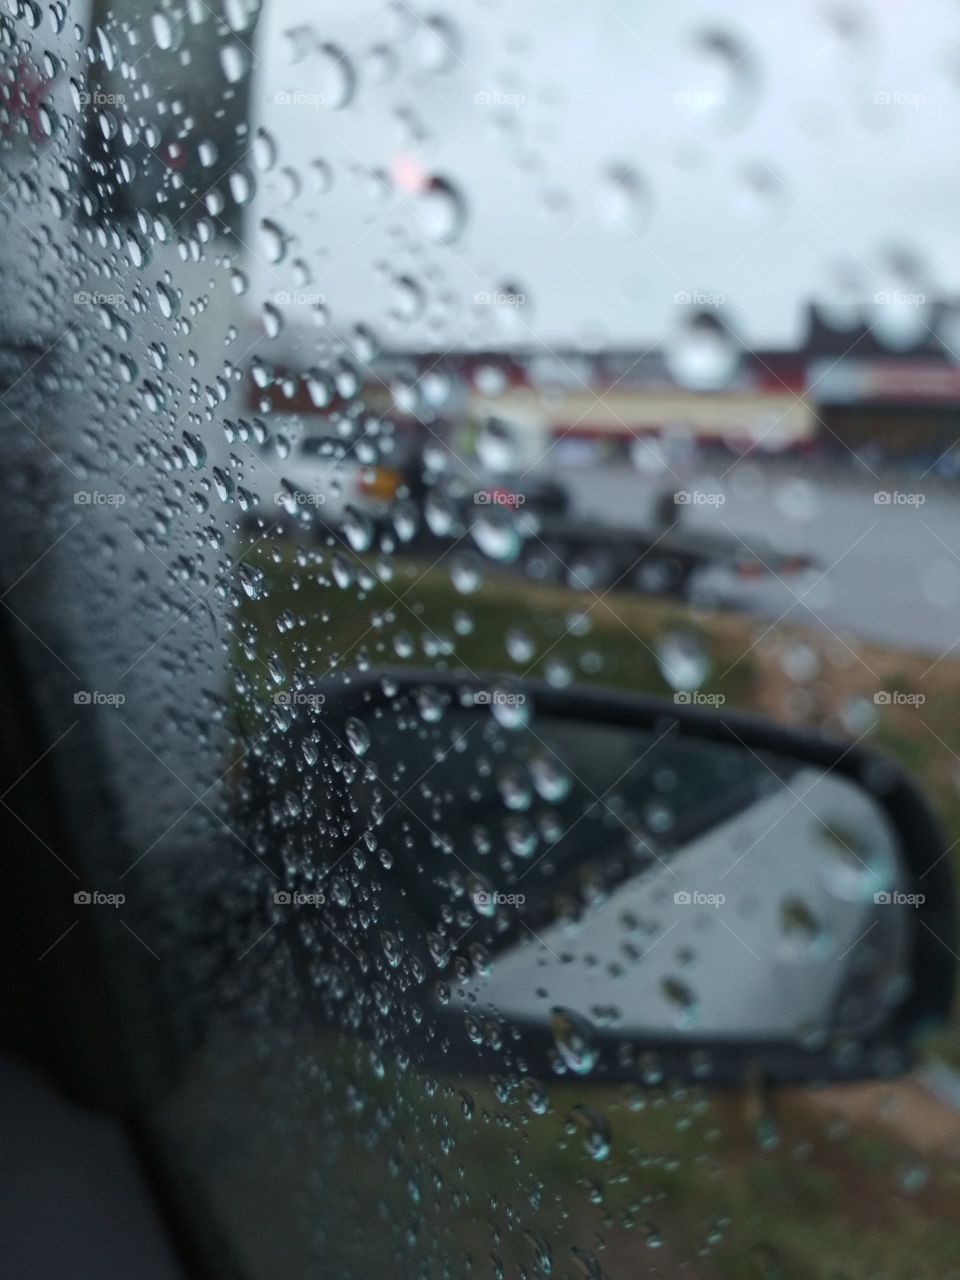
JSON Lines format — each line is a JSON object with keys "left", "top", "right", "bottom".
{"left": 255, "top": 672, "right": 956, "bottom": 1087}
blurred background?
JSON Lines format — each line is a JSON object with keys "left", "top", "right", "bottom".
{"left": 4, "top": 1, "right": 960, "bottom": 1276}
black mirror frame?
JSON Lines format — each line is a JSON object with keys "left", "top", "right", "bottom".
{"left": 313, "top": 669, "right": 958, "bottom": 1087}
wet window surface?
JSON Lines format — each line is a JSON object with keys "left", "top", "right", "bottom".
{"left": 3, "top": 2, "right": 960, "bottom": 1277}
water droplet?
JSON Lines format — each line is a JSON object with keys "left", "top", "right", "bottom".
{"left": 664, "top": 313, "right": 740, "bottom": 391}
{"left": 342, "top": 505, "right": 374, "bottom": 552}
{"left": 569, "top": 1105, "right": 611, "bottom": 1160}
{"left": 415, "top": 14, "right": 459, "bottom": 72}
{"left": 258, "top": 218, "right": 288, "bottom": 264}
{"left": 598, "top": 164, "right": 650, "bottom": 234}
{"left": 471, "top": 510, "right": 522, "bottom": 563}
{"left": 345, "top": 716, "right": 370, "bottom": 757}
{"left": 316, "top": 43, "right": 356, "bottom": 109}
{"left": 656, "top": 629, "right": 710, "bottom": 691}
{"left": 415, "top": 176, "right": 467, "bottom": 244}
{"left": 220, "top": 41, "right": 250, "bottom": 84}
{"left": 381, "top": 930, "right": 403, "bottom": 967}
{"left": 550, "top": 1007, "right": 599, "bottom": 1075}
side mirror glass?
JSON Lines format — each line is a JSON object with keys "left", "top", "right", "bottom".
{"left": 254, "top": 673, "right": 955, "bottom": 1086}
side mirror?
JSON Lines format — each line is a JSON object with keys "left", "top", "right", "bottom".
{"left": 259, "top": 672, "right": 956, "bottom": 1087}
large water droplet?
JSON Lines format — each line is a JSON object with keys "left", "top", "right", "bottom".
{"left": 316, "top": 43, "right": 356, "bottom": 109}
{"left": 415, "top": 176, "right": 467, "bottom": 244}
{"left": 664, "top": 313, "right": 740, "bottom": 391}
{"left": 345, "top": 716, "right": 371, "bottom": 757}
{"left": 550, "top": 1007, "right": 599, "bottom": 1075}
